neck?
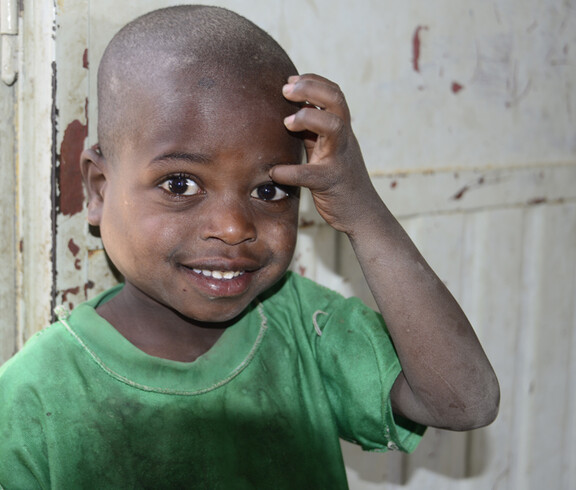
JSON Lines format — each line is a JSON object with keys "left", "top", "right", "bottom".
{"left": 96, "top": 282, "right": 230, "bottom": 362}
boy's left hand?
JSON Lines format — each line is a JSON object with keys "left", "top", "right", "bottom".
{"left": 271, "top": 74, "right": 380, "bottom": 235}
{"left": 274, "top": 75, "right": 500, "bottom": 432}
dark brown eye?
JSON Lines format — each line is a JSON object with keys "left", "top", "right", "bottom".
{"left": 251, "top": 183, "right": 289, "bottom": 201}
{"left": 160, "top": 175, "right": 200, "bottom": 196}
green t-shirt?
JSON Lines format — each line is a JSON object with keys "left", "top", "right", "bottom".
{"left": 0, "top": 272, "right": 424, "bottom": 489}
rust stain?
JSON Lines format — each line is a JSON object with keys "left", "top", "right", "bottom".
{"left": 299, "top": 218, "right": 316, "bottom": 228}
{"left": 412, "top": 26, "right": 429, "bottom": 72}
{"left": 87, "top": 249, "right": 102, "bottom": 259}
{"left": 84, "top": 280, "right": 95, "bottom": 298}
{"left": 60, "top": 287, "right": 80, "bottom": 307}
{"left": 451, "top": 176, "right": 486, "bottom": 201}
{"left": 451, "top": 82, "right": 464, "bottom": 94}
{"left": 68, "top": 238, "right": 80, "bottom": 257}
{"left": 59, "top": 118, "right": 87, "bottom": 216}
{"left": 528, "top": 197, "right": 547, "bottom": 205}
{"left": 452, "top": 185, "right": 470, "bottom": 200}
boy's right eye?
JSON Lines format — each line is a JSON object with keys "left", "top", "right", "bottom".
{"left": 159, "top": 174, "right": 201, "bottom": 196}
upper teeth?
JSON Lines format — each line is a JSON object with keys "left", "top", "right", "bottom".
{"left": 193, "top": 269, "right": 244, "bottom": 280}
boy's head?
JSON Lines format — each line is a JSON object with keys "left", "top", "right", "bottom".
{"left": 82, "top": 6, "right": 304, "bottom": 324}
{"left": 97, "top": 5, "right": 298, "bottom": 162}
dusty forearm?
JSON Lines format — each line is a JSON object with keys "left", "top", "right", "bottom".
{"left": 347, "top": 198, "right": 500, "bottom": 430}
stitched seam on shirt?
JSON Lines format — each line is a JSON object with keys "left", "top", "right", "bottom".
{"left": 58, "top": 303, "right": 268, "bottom": 396}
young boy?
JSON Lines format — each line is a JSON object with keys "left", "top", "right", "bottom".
{"left": 0, "top": 5, "right": 499, "bottom": 489}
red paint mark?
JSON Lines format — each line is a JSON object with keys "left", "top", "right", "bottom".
{"left": 19, "top": 239, "right": 23, "bottom": 253}
{"left": 528, "top": 197, "right": 547, "bottom": 205}
{"left": 299, "top": 218, "right": 316, "bottom": 228}
{"left": 452, "top": 185, "right": 469, "bottom": 200}
{"left": 84, "top": 280, "right": 95, "bottom": 297}
{"left": 59, "top": 119, "right": 87, "bottom": 216}
{"left": 298, "top": 266, "right": 307, "bottom": 277}
{"left": 390, "top": 180, "right": 398, "bottom": 189}
{"left": 60, "top": 287, "right": 80, "bottom": 304}
{"left": 412, "top": 26, "right": 429, "bottom": 72}
{"left": 451, "top": 82, "right": 464, "bottom": 94}
{"left": 68, "top": 238, "right": 80, "bottom": 257}
{"left": 452, "top": 176, "right": 485, "bottom": 200}
{"left": 74, "top": 259, "right": 82, "bottom": 271}
{"left": 83, "top": 49, "right": 89, "bottom": 69}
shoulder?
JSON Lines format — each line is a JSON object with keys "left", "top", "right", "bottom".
{"left": 0, "top": 322, "right": 69, "bottom": 384}
{"left": 262, "top": 271, "right": 348, "bottom": 311}
{"left": 0, "top": 285, "right": 122, "bottom": 387}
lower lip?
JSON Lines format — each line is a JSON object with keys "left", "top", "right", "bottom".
{"left": 181, "top": 268, "right": 254, "bottom": 298}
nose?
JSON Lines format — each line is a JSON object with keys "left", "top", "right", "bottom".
{"left": 200, "top": 197, "right": 257, "bottom": 245}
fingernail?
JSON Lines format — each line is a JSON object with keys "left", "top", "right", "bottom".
{"left": 284, "top": 114, "right": 295, "bottom": 126}
{"left": 282, "top": 83, "right": 294, "bottom": 95}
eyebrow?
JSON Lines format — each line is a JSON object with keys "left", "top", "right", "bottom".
{"left": 149, "top": 151, "right": 298, "bottom": 172}
{"left": 150, "top": 151, "right": 212, "bottom": 166}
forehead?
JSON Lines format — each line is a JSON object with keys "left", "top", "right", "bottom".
{"left": 116, "top": 68, "right": 301, "bottom": 163}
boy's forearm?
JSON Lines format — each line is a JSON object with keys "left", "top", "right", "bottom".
{"left": 347, "top": 197, "right": 500, "bottom": 430}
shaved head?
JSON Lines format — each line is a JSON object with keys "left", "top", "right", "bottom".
{"left": 97, "top": 5, "right": 298, "bottom": 161}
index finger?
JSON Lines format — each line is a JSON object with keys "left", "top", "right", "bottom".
{"left": 283, "top": 74, "right": 351, "bottom": 122}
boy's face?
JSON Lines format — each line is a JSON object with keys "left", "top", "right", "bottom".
{"left": 94, "top": 73, "right": 302, "bottom": 324}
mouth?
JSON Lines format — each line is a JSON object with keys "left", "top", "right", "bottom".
{"left": 178, "top": 261, "right": 258, "bottom": 299}
{"left": 191, "top": 269, "right": 246, "bottom": 280}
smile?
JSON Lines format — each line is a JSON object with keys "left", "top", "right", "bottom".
{"left": 192, "top": 269, "right": 245, "bottom": 280}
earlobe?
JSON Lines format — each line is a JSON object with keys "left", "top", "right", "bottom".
{"left": 80, "top": 144, "right": 108, "bottom": 226}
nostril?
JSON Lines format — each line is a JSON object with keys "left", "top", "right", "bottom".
{"left": 200, "top": 200, "right": 257, "bottom": 245}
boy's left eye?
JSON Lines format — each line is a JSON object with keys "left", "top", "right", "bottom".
{"left": 251, "top": 183, "right": 289, "bottom": 201}
{"left": 159, "top": 175, "right": 201, "bottom": 196}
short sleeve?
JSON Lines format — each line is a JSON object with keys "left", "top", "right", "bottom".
{"left": 314, "top": 297, "right": 426, "bottom": 453}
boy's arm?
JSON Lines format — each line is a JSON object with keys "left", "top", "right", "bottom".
{"left": 272, "top": 74, "right": 499, "bottom": 430}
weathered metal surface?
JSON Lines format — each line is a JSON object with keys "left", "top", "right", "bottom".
{"left": 15, "top": 0, "right": 57, "bottom": 345}
{"left": 0, "top": 68, "right": 17, "bottom": 363}
{"left": 0, "top": 0, "right": 19, "bottom": 85}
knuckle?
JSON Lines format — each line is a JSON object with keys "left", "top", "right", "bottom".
{"left": 327, "top": 115, "right": 345, "bottom": 137}
{"left": 330, "top": 86, "right": 346, "bottom": 107}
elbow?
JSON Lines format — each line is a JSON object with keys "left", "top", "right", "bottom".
{"left": 443, "top": 375, "right": 501, "bottom": 431}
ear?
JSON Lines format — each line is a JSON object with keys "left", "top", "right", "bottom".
{"left": 80, "top": 144, "right": 108, "bottom": 226}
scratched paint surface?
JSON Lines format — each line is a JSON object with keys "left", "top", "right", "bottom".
{"left": 27, "top": 0, "right": 576, "bottom": 489}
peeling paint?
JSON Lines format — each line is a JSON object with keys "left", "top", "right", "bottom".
{"left": 452, "top": 82, "right": 464, "bottom": 94}
{"left": 451, "top": 176, "right": 486, "bottom": 201}
{"left": 58, "top": 118, "right": 87, "bottom": 216}
{"left": 67, "top": 238, "right": 80, "bottom": 257}
{"left": 299, "top": 218, "right": 317, "bottom": 228}
{"left": 82, "top": 48, "right": 89, "bottom": 69}
{"left": 61, "top": 287, "right": 80, "bottom": 299}
{"left": 527, "top": 197, "right": 547, "bottom": 205}
{"left": 412, "top": 25, "right": 428, "bottom": 72}
{"left": 84, "top": 280, "right": 95, "bottom": 297}
{"left": 452, "top": 185, "right": 470, "bottom": 200}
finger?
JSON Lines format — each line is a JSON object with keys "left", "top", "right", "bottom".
{"left": 283, "top": 74, "right": 350, "bottom": 122}
{"left": 270, "top": 162, "right": 332, "bottom": 191}
{"left": 284, "top": 108, "right": 346, "bottom": 159}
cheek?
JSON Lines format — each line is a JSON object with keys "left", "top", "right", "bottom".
{"left": 263, "top": 214, "right": 298, "bottom": 261}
